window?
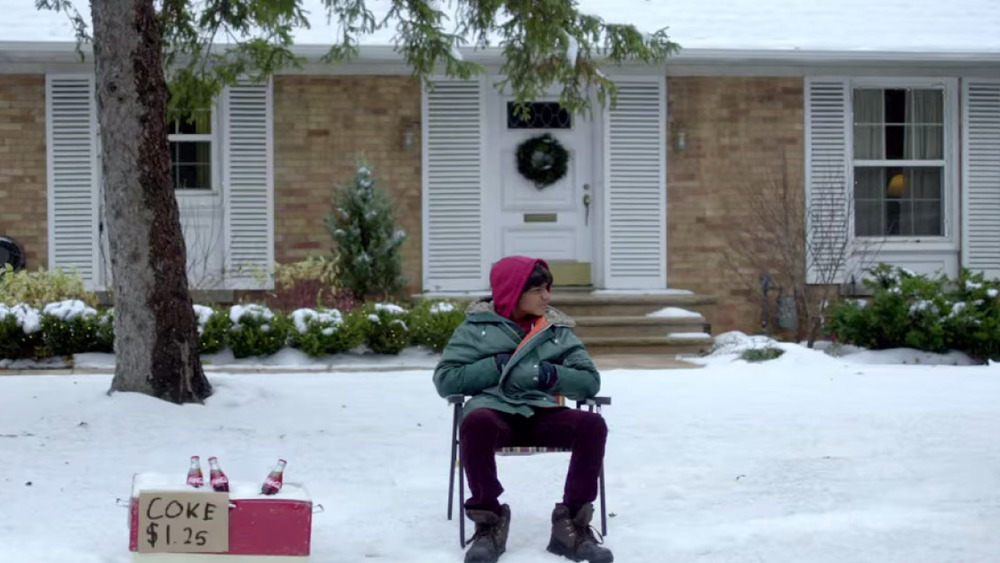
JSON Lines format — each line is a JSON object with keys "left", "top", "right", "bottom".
{"left": 506, "top": 101, "right": 572, "bottom": 129}
{"left": 852, "top": 88, "right": 945, "bottom": 237}
{"left": 168, "top": 110, "right": 213, "bottom": 190}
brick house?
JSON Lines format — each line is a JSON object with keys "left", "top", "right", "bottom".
{"left": 1, "top": 1, "right": 999, "bottom": 335}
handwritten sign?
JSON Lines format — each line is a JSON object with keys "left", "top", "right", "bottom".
{"left": 137, "top": 490, "right": 229, "bottom": 553}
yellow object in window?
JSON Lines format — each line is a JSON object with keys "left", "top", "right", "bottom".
{"left": 887, "top": 173, "right": 906, "bottom": 197}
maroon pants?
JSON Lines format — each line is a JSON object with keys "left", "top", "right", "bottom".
{"left": 460, "top": 406, "right": 607, "bottom": 515}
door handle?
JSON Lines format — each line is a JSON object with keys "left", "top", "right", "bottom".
{"left": 583, "top": 193, "right": 592, "bottom": 226}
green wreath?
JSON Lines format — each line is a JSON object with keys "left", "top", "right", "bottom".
{"left": 515, "top": 133, "right": 569, "bottom": 189}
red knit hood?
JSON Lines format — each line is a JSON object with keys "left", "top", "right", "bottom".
{"left": 490, "top": 256, "right": 549, "bottom": 321}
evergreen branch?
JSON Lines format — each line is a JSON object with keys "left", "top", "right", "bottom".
{"left": 34, "top": 0, "right": 92, "bottom": 60}
{"left": 38, "top": 0, "right": 679, "bottom": 117}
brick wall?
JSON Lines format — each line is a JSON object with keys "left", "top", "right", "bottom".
{"left": 0, "top": 71, "right": 806, "bottom": 327}
{"left": 272, "top": 75, "right": 423, "bottom": 293}
{"left": 666, "top": 77, "right": 805, "bottom": 334}
{"left": 0, "top": 75, "right": 47, "bottom": 270}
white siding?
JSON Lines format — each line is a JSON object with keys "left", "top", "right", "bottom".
{"left": 805, "top": 78, "right": 850, "bottom": 284}
{"left": 46, "top": 75, "right": 100, "bottom": 289}
{"left": 222, "top": 81, "right": 273, "bottom": 289}
{"left": 603, "top": 78, "right": 667, "bottom": 289}
{"left": 962, "top": 80, "right": 1000, "bottom": 280}
{"left": 421, "top": 79, "right": 486, "bottom": 291}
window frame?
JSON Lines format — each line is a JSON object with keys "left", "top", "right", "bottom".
{"left": 505, "top": 100, "right": 574, "bottom": 130}
{"left": 167, "top": 102, "right": 221, "bottom": 196}
{"left": 847, "top": 77, "right": 960, "bottom": 253}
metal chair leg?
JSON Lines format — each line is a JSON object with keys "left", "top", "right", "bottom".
{"left": 447, "top": 404, "right": 460, "bottom": 520}
{"left": 596, "top": 403, "right": 607, "bottom": 535}
{"left": 579, "top": 401, "right": 608, "bottom": 536}
{"left": 459, "top": 453, "right": 467, "bottom": 548}
{"left": 599, "top": 464, "right": 607, "bottom": 536}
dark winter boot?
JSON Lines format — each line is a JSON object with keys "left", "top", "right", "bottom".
{"left": 547, "top": 503, "right": 613, "bottom": 563}
{"left": 464, "top": 504, "right": 511, "bottom": 563}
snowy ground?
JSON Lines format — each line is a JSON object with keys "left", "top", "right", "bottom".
{"left": 1, "top": 334, "right": 999, "bottom": 562}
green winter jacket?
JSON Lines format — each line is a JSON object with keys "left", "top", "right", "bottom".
{"left": 432, "top": 299, "right": 601, "bottom": 417}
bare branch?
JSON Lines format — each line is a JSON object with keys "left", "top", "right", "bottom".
{"left": 722, "top": 148, "right": 884, "bottom": 346}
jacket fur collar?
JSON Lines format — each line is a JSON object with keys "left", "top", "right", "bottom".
{"left": 465, "top": 298, "right": 575, "bottom": 328}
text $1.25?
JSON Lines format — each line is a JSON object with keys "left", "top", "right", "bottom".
{"left": 146, "top": 522, "right": 208, "bottom": 548}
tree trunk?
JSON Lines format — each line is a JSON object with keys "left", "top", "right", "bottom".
{"left": 91, "top": 0, "right": 212, "bottom": 403}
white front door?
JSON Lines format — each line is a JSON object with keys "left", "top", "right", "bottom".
{"left": 488, "top": 92, "right": 597, "bottom": 285}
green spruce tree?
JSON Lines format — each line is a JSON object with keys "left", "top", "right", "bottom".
{"left": 325, "top": 159, "right": 407, "bottom": 300}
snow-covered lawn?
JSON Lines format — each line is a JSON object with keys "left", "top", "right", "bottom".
{"left": 2, "top": 336, "right": 999, "bottom": 562}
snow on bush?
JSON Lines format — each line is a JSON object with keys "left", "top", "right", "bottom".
{"left": 288, "top": 308, "right": 360, "bottom": 357}
{"left": 40, "top": 299, "right": 101, "bottom": 357}
{"left": 42, "top": 299, "right": 97, "bottom": 321}
{"left": 227, "top": 304, "right": 289, "bottom": 359}
{"left": 430, "top": 302, "right": 455, "bottom": 314}
{"left": 362, "top": 302, "right": 410, "bottom": 355}
{"left": 374, "top": 303, "right": 407, "bottom": 316}
{"left": 410, "top": 300, "right": 465, "bottom": 353}
{"left": 193, "top": 305, "right": 230, "bottom": 355}
{"left": 0, "top": 304, "right": 43, "bottom": 360}
{"left": 0, "top": 303, "right": 41, "bottom": 334}
{"left": 230, "top": 304, "right": 274, "bottom": 327}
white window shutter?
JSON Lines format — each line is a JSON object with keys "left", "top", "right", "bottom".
{"left": 222, "top": 81, "right": 273, "bottom": 289}
{"left": 46, "top": 75, "right": 100, "bottom": 290}
{"left": 422, "top": 79, "right": 485, "bottom": 291}
{"left": 961, "top": 80, "right": 1000, "bottom": 280}
{"left": 805, "top": 78, "right": 850, "bottom": 284}
{"left": 603, "top": 78, "right": 667, "bottom": 289}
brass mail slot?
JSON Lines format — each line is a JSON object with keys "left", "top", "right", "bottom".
{"left": 523, "top": 213, "right": 557, "bottom": 223}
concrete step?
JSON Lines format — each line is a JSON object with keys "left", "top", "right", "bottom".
{"left": 550, "top": 293, "right": 716, "bottom": 318}
{"left": 573, "top": 315, "right": 709, "bottom": 338}
{"left": 591, "top": 354, "right": 705, "bottom": 370}
{"left": 580, "top": 335, "right": 714, "bottom": 357}
{"left": 413, "top": 291, "right": 717, "bottom": 356}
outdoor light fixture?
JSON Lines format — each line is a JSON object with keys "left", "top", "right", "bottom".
{"left": 402, "top": 120, "right": 421, "bottom": 150}
{"left": 673, "top": 124, "right": 688, "bottom": 153}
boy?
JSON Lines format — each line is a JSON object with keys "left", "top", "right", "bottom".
{"left": 433, "top": 256, "right": 613, "bottom": 563}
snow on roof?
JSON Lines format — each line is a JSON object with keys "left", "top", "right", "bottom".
{"left": 3, "top": 0, "right": 997, "bottom": 54}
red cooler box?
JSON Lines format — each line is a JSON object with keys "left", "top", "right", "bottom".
{"left": 128, "top": 472, "right": 313, "bottom": 561}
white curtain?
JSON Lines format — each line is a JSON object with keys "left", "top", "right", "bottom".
{"left": 853, "top": 89, "right": 884, "bottom": 159}
{"left": 907, "top": 89, "right": 944, "bottom": 235}
{"left": 853, "top": 90, "right": 885, "bottom": 235}
{"left": 907, "top": 89, "right": 944, "bottom": 160}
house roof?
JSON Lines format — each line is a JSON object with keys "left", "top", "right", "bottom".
{"left": 2, "top": 0, "right": 997, "bottom": 57}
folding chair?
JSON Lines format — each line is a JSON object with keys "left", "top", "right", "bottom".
{"left": 445, "top": 394, "right": 612, "bottom": 548}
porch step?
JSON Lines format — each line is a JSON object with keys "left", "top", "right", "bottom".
{"left": 550, "top": 292, "right": 716, "bottom": 318}
{"left": 573, "top": 315, "right": 710, "bottom": 339}
{"left": 414, "top": 290, "right": 718, "bottom": 357}
{"left": 580, "top": 335, "right": 715, "bottom": 357}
